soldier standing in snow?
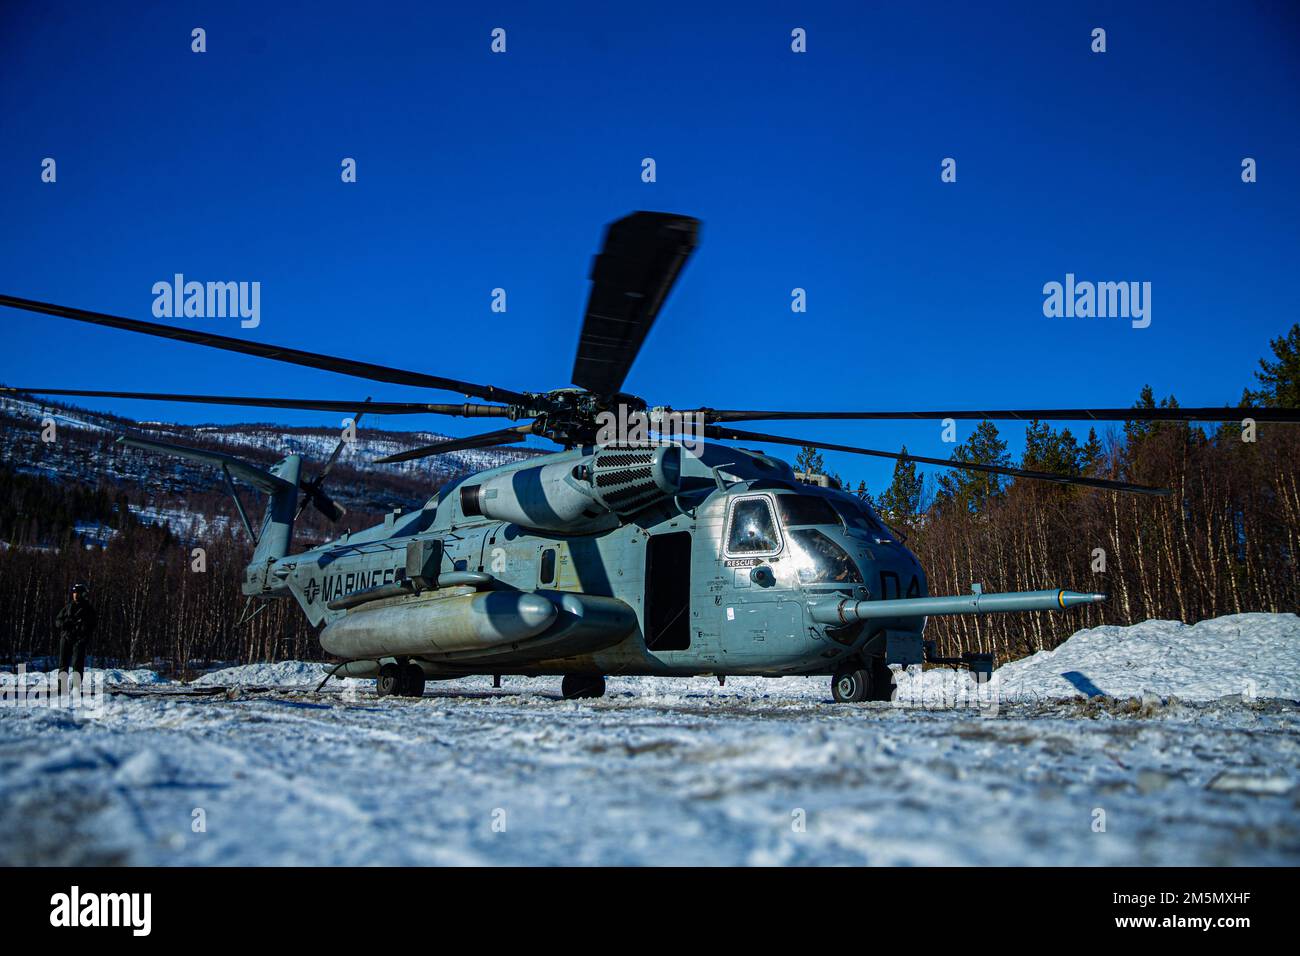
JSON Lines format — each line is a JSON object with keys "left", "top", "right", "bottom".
{"left": 55, "top": 583, "right": 97, "bottom": 689}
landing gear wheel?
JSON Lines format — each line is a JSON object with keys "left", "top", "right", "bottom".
{"left": 376, "top": 663, "right": 401, "bottom": 697}
{"left": 561, "top": 675, "right": 606, "bottom": 700}
{"left": 869, "top": 657, "right": 896, "bottom": 702}
{"left": 401, "top": 663, "right": 426, "bottom": 698}
{"left": 831, "top": 662, "right": 872, "bottom": 703}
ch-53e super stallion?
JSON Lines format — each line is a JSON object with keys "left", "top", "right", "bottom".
{"left": 3, "top": 212, "right": 1296, "bottom": 702}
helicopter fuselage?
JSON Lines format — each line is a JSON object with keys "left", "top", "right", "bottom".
{"left": 254, "top": 443, "right": 929, "bottom": 679}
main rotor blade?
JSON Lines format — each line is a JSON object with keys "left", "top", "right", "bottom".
{"left": 571, "top": 212, "right": 700, "bottom": 396}
{"left": 1, "top": 386, "right": 513, "bottom": 418}
{"left": 702, "top": 424, "right": 1171, "bottom": 496}
{"left": 374, "top": 423, "right": 538, "bottom": 464}
{"left": 690, "top": 406, "right": 1300, "bottom": 424}
{"left": 0, "top": 294, "right": 530, "bottom": 405}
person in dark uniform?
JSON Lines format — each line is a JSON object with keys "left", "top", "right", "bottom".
{"left": 55, "top": 583, "right": 97, "bottom": 689}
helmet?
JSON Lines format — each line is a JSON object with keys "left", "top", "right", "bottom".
{"left": 71, "top": 583, "right": 88, "bottom": 595}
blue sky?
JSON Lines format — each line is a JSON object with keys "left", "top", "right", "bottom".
{"left": 2, "top": 1, "right": 1297, "bottom": 494}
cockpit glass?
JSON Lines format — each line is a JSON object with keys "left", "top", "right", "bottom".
{"left": 775, "top": 494, "right": 840, "bottom": 527}
{"left": 831, "top": 499, "right": 893, "bottom": 542}
{"left": 727, "top": 497, "right": 781, "bottom": 554}
{"left": 789, "top": 529, "right": 863, "bottom": 585}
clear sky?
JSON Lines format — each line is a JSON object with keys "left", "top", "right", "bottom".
{"left": 2, "top": 1, "right": 1297, "bottom": 494}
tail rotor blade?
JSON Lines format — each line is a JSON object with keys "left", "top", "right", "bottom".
{"left": 309, "top": 492, "right": 346, "bottom": 523}
{"left": 295, "top": 399, "right": 369, "bottom": 522}
{"left": 319, "top": 399, "right": 370, "bottom": 483}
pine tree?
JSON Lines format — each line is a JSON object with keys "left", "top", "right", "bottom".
{"left": 934, "top": 421, "right": 1010, "bottom": 514}
{"left": 1081, "top": 427, "right": 1103, "bottom": 474}
{"left": 795, "top": 445, "right": 825, "bottom": 476}
{"left": 1124, "top": 384, "right": 1158, "bottom": 445}
{"left": 1247, "top": 323, "right": 1300, "bottom": 407}
{"left": 1022, "top": 419, "right": 1083, "bottom": 477}
{"left": 877, "top": 446, "right": 924, "bottom": 526}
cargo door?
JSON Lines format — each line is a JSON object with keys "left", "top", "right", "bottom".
{"left": 644, "top": 531, "right": 692, "bottom": 651}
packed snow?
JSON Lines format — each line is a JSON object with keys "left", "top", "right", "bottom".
{"left": 1, "top": 613, "right": 1296, "bottom": 865}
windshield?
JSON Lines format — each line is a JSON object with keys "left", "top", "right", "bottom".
{"left": 789, "top": 529, "right": 863, "bottom": 585}
{"left": 775, "top": 494, "right": 841, "bottom": 527}
{"left": 831, "top": 498, "right": 893, "bottom": 542}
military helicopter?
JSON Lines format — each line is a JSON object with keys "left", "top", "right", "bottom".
{"left": 3, "top": 212, "right": 1296, "bottom": 702}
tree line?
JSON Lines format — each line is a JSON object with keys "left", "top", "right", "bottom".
{"left": 0, "top": 463, "right": 392, "bottom": 675}
{"left": 854, "top": 323, "right": 1300, "bottom": 662}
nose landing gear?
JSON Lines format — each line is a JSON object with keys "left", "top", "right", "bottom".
{"left": 831, "top": 657, "right": 895, "bottom": 703}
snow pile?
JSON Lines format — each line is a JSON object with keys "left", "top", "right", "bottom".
{"left": 899, "top": 612, "right": 1299, "bottom": 704}
{"left": 192, "top": 660, "right": 334, "bottom": 687}
{"left": 0, "top": 666, "right": 170, "bottom": 687}
{"left": 996, "top": 612, "right": 1300, "bottom": 701}
{"left": 99, "top": 668, "right": 172, "bottom": 686}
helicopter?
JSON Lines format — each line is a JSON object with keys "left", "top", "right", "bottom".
{"left": 3, "top": 211, "right": 1297, "bottom": 703}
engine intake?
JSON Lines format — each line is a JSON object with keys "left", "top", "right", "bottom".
{"left": 587, "top": 443, "right": 682, "bottom": 515}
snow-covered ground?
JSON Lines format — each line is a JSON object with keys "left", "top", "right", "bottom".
{"left": 1, "top": 613, "right": 1296, "bottom": 866}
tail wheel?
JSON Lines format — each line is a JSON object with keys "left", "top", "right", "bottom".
{"left": 561, "top": 675, "right": 606, "bottom": 700}
{"left": 831, "top": 662, "right": 871, "bottom": 703}
{"left": 376, "top": 663, "right": 401, "bottom": 697}
{"left": 402, "top": 663, "right": 426, "bottom": 698}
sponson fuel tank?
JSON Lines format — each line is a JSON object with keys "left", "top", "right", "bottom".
{"left": 319, "top": 587, "right": 641, "bottom": 661}
{"left": 320, "top": 588, "right": 558, "bottom": 659}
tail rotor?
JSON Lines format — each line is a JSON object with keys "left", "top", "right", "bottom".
{"left": 295, "top": 398, "right": 370, "bottom": 523}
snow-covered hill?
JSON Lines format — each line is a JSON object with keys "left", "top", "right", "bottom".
{"left": 0, "top": 392, "right": 542, "bottom": 528}
{"left": 2, "top": 392, "right": 540, "bottom": 477}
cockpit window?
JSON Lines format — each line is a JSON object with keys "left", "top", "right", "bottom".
{"left": 831, "top": 498, "right": 893, "bottom": 542}
{"left": 775, "top": 494, "right": 840, "bottom": 528}
{"left": 726, "top": 496, "right": 782, "bottom": 555}
{"left": 789, "top": 529, "right": 864, "bottom": 585}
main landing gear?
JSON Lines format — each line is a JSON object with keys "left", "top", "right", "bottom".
{"left": 377, "top": 661, "right": 426, "bottom": 698}
{"left": 831, "top": 657, "right": 896, "bottom": 703}
{"left": 561, "top": 674, "right": 606, "bottom": 700}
